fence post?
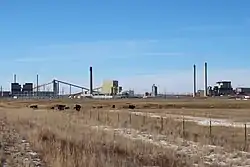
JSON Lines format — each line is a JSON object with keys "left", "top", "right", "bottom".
{"left": 182, "top": 116, "right": 185, "bottom": 138}
{"left": 209, "top": 118, "right": 212, "bottom": 137}
{"left": 97, "top": 111, "right": 100, "bottom": 121}
{"left": 117, "top": 112, "right": 120, "bottom": 122}
{"left": 129, "top": 113, "right": 132, "bottom": 125}
{"left": 113, "top": 130, "right": 116, "bottom": 154}
{"left": 106, "top": 112, "right": 109, "bottom": 125}
{"left": 143, "top": 115, "right": 146, "bottom": 125}
{"left": 245, "top": 124, "right": 247, "bottom": 150}
{"left": 89, "top": 110, "right": 92, "bottom": 119}
{"left": 160, "top": 117, "right": 163, "bottom": 132}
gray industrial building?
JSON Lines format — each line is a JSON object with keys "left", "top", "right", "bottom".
{"left": 22, "top": 83, "right": 33, "bottom": 93}
{"left": 235, "top": 87, "right": 250, "bottom": 95}
{"left": 11, "top": 83, "right": 22, "bottom": 95}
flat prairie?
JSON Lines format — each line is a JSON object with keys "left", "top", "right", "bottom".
{"left": 1, "top": 98, "right": 250, "bottom": 167}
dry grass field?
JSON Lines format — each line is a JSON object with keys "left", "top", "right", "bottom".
{"left": 1, "top": 98, "right": 250, "bottom": 167}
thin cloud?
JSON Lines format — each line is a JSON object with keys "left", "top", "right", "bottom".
{"left": 15, "top": 56, "right": 81, "bottom": 63}
{"left": 15, "top": 57, "right": 49, "bottom": 62}
{"left": 181, "top": 24, "right": 241, "bottom": 32}
{"left": 25, "top": 39, "right": 162, "bottom": 61}
{"left": 44, "top": 39, "right": 159, "bottom": 49}
{"left": 143, "top": 52, "right": 184, "bottom": 56}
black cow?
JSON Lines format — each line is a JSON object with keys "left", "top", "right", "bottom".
{"left": 30, "top": 105, "right": 38, "bottom": 109}
{"left": 73, "top": 104, "right": 81, "bottom": 111}
{"left": 128, "top": 105, "right": 135, "bottom": 109}
{"left": 54, "top": 104, "right": 66, "bottom": 110}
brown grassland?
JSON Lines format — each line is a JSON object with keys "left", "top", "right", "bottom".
{"left": 1, "top": 98, "right": 250, "bottom": 167}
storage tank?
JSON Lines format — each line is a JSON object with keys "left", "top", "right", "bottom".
{"left": 152, "top": 84, "right": 158, "bottom": 97}
{"left": 53, "top": 80, "right": 59, "bottom": 96}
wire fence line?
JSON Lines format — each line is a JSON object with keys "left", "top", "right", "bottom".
{"left": 82, "top": 109, "right": 249, "bottom": 151}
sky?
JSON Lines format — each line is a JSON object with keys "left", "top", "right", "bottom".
{"left": 1, "top": 0, "right": 250, "bottom": 93}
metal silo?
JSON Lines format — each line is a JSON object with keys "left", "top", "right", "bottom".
{"left": 152, "top": 84, "right": 158, "bottom": 97}
{"left": 53, "top": 80, "right": 58, "bottom": 96}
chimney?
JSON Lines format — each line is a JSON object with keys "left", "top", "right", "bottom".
{"left": 37, "top": 74, "right": 39, "bottom": 95}
{"left": 204, "top": 62, "right": 208, "bottom": 97}
{"left": 14, "top": 74, "right": 16, "bottom": 83}
{"left": 193, "top": 64, "right": 196, "bottom": 97}
{"left": 90, "top": 66, "right": 93, "bottom": 94}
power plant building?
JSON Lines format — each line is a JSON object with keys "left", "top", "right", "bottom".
{"left": 235, "top": 87, "right": 250, "bottom": 95}
{"left": 207, "top": 81, "right": 234, "bottom": 96}
{"left": 11, "top": 83, "right": 21, "bottom": 95}
{"left": 101, "top": 80, "right": 121, "bottom": 95}
{"left": 22, "top": 83, "right": 33, "bottom": 93}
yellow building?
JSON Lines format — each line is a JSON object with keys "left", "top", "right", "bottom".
{"left": 101, "top": 80, "right": 119, "bottom": 95}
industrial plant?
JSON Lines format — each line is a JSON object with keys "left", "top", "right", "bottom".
{"left": 0, "top": 63, "right": 250, "bottom": 99}
{"left": 193, "top": 62, "right": 250, "bottom": 98}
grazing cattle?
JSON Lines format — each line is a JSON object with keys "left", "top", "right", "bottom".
{"left": 128, "top": 105, "right": 135, "bottom": 109}
{"left": 57, "top": 105, "right": 66, "bottom": 110}
{"left": 50, "top": 104, "right": 69, "bottom": 111}
{"left": 30, "top": 105, "right": 38, "bottom": 109}
{"left": 74, "top": 104, "right": 81, "bottom": 111}
{"left": 97, "top": 106, "right": 103, "bottom": 109}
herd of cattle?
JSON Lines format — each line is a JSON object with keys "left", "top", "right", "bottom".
{"left": 29, "top": 104, "right": 82, "bottom": 111}
{"left": 29, "top": 103, "right": 136, "bottom": 111}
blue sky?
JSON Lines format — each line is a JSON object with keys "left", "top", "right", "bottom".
{"left": 1, "top": 0, "right": 250, "bottom": 93}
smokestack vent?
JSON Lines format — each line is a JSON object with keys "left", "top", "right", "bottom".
{"left": 14, "top": 74, "right": 16, "bottom": 83}
{"left": 193, "top": 64, "right": 196, "bottom": 97}
{"left": 90, "top": 66, "right": 93, "bottom": 94}
{"left": 204, "top": 62, "right": 208, "bottom": 97}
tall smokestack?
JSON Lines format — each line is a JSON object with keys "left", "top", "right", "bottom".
{"left": 36, "top": 74, "right": 39, "bottom": 96}
{"left": 90, "top": 66, "right": 93, "bottom": 94}
{"left": 193, "top": 64, "right": 196, "bottom": 97}
{"left": 204, "top": 62, "right": 208, "bottom": 97}
{"left": 14, "top": 74, "right": 16, "bottom": 83}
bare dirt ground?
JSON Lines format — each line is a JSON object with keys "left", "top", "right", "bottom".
{"left": 0, "top": 117, "right": 44, "bottom": 167}
{"left": 1, "top": 98, "right": 250, "bottom": 167}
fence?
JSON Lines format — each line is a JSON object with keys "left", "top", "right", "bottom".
{"left": 83, "top": 109, "right": 249, "bottom": 151}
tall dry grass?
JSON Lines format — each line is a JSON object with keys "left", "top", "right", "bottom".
{"left": 0, "top": 108, "right": 192, "bottom": 167}
{"left": 1, "top": 98, "right": 250, "bottom": 166}
{"left": 73, "top": 108, "right": 250, "bottom": 152}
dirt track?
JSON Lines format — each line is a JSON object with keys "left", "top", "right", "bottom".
{"left": 0, "top": 118, "right": 44, "bottom": 167}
